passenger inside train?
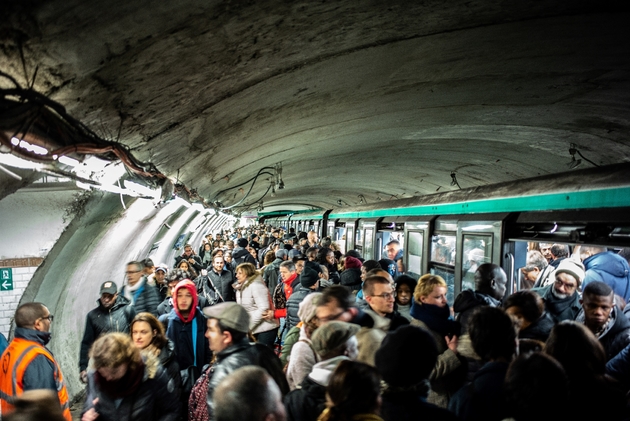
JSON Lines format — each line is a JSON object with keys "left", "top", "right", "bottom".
{"left": 3, "top": 221, "right": 630, "bottom": 421}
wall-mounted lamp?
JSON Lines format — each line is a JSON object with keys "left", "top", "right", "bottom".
{"left": 358, "top": 194, "right": 366, "bottom": 205}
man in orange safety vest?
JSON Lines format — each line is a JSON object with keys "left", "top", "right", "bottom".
{"left": 0, "top": 302, "right": 71, "bottom": 421}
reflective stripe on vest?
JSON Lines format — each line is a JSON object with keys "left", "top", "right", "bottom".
{"left": 0, "top": 337, "right": 71, "bottom": 421}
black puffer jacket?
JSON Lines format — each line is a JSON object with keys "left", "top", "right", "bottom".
{"left": 157, "top": 339, "right": 181, "bottom": 400}
{"left": 205, "top": 338, "right": 289, "bottom": 418}
{"left": 453, "top": 290, "right": 501, "bottom": 334}
{"left": 82, "top": 355, "right": 180, "bottom": 421}
{"left": 340, "top": 267, "right": 362, "bottom": 291}
{"left": 284, "top": 376, "right": 326, "bottom": 421}
{"left": 79, "top": 296, "right": 136, "bottom": 371}
{"left": 286, "top": 285, "right": 314, "bottom": 332}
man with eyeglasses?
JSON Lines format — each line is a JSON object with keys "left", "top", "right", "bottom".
{"left": 363, "top": 276, "right": 409, "bottom": 331}
{"left": 120, "top": 260, "right": 161, "bottom": 317}
{"left": 532, "top": 258, "right": 585, "bottom": 323}
{"left": 0, "top": 303, "right": 71, "bottom": 420}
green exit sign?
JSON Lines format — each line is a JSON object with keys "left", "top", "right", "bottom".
{"left": 1, "top": 268, "right": 13, "bottom": 291}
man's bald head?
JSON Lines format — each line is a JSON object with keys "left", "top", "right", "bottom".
{"left": 14, "top": 303, "right": 48, "bottom": 328}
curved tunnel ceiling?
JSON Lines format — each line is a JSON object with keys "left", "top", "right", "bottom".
{"left": 1, "top": 1, "right": 629, "bottom": 213}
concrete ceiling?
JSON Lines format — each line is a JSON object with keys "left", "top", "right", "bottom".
{"left": 1, "top": 1, "right": 629, "bottom": 213}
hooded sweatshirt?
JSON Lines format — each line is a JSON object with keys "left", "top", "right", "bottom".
{"left": 165, "top": 280, "right": 211, "bottom": 370}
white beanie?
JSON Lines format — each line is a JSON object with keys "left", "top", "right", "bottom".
{"left": 298, "top": 292, "right": 322, "bottom": 323}
{"left": 555, "top": 258, "right": 586, "bottom": 285}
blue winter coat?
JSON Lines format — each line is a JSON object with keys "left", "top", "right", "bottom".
{"left": 583, "top": 252, "right": 630, "bottom": 301}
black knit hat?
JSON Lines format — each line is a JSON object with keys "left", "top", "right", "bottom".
{"left": 375, "top": 325, "right": 438, "bottom": 388}
{"left": 237, "top": 238, "right": 248, "bottom": 248}
{"left": 300, "top": 261, "right": 321, "bottom": 288}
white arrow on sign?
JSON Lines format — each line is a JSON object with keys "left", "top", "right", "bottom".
{"left": 2, "top": 280, "right": 10, "bottom": 288}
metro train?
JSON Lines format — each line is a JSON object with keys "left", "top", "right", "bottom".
{"left": 260, "top": 163, "right": 630, "bottom": 301}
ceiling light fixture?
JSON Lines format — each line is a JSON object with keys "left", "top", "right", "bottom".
{"left": 358, "top": 194, "right": 366, "bottom": 205}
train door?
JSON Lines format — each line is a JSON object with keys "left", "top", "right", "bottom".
{"left": 358, "top": 219, "right": 380, "bottom": 261}
{"left": 457, "top": 215, "right": 506, "bottom": 293}
{"left": 404, "top": 217, "right": 435, "bottom": 280}
{"left": 327, "top": 219, "right": 336, "bottom": 239}
{"left": 339, "top": 219, "right": 357, "bottom": 253}
{"left": 333, "top": 221, "right": 347, "bottom": 252}
{"left": 503, "top": 207, "right": 630, "bottom": 295}
{"left": 430, "top": 218, "right": 458, "bottom": 304}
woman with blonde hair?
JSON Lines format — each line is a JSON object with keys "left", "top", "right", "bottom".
{"left": 234, "top": 263, "right": 279, "bottom": 348}
{"left": 409, "top": 274, "right": 463, "bottom": 408}
{"left": 81, "top": 333, "right": 179, "bottom": 421}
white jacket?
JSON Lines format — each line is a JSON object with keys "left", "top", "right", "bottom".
{"left": 235, "top": 274, "right": 279, "bottom": 334}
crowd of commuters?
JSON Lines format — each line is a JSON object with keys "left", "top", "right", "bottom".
{"left": 2, "top": 225, "right": 630, "bottom": 421}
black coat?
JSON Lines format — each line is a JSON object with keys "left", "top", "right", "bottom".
{"left": 284, "top": 376, "right": 326, "bottom": 421}
{"left": 231, "top": 247, "right": 257, "bottom": 269}
{"left": 591, "top": 307, "right": 630, "bottom": 362}
{"left": 381, "top": 390, "right": 459, "bottom": 421}
{"left": 519, "top": 311, "right": 555, "bottom": 342}
{"left": 79, "top": 296, "right": 136, "bottom": 371}
{"left": 82, "top": 357, "right": 180, "bottom": 421}
{"left": 454, "top": 290, "right": 502, "bottom": 334}
{"left": 206, "top": 338, "right": 289, "bottom": 418}
{"left": 157, "top": 340, "right": 182, "bottom": 400}
{"left": 205, "top": 269, "right": 235, "bottom": 302}
{"left": 174, "top": 253, "right": 203, "bottom": 272}
{"left": 164, "top": 309, "right": 212, "bottom": 372}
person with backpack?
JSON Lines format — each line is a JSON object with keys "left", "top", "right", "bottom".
{"left": 263, "top": 249, "right": 289, "bottom": 296}
{"left": 231, "top": 238, "right": 257, "bottom": 270}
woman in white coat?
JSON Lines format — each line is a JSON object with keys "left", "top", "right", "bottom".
{"left": 233, "top": 262, "right": 279, "bottom": 348}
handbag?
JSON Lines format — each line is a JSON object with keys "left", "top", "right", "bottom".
{"left": 273, "top": 281, "right": 286, "bottom": 309}
{"left": 199, "top": 275, "right": 224, "bottom": 306}
{"left": 180, "top": 365, "right": 201, "bottom": 397}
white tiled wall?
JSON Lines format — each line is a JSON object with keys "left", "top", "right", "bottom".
{"left": 0, "top": 266, "right": 36, "bottom": 338}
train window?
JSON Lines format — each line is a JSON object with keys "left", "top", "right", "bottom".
{"left": 346, "top": 226, "right": 353, "bottom": 252}
{"left": 335, "top": 226, "right": 346, "bottom": 252}
{"left": 461, "top": 234, "right": 493, "bottom": 291}
{"left": 355, "top": 228, "right": 363, "bottom": 254}
{"left": 407, "top": 231, "right": 424, "bottom": 279}
{"left": 431, "top": 234, "right": 456, "bottom": 265}
{"left": 364, "top": 228, "right": 374, "bottom": 261}
{"left": 430, "top": 265, "right": 455, "bottom": 305}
